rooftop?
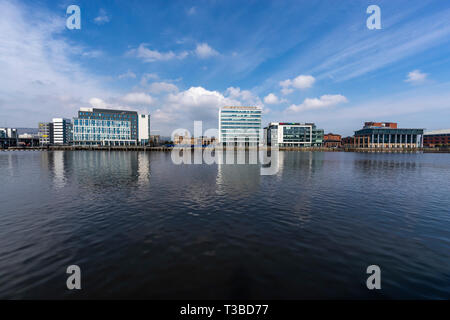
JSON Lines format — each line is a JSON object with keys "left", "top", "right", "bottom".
{"left": 424, "top": 129, "right": 450, "bottom": 135}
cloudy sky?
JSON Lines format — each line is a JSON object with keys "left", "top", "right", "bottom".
{"left": 1, "top": 0, "right": 449, "bottom": 136}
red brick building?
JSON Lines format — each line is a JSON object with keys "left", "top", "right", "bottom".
{"left": 323, "top": 133, "right": 342, "bottom": 148}
{"left": 423, "top": 130, "right": 450, "bottom": 147}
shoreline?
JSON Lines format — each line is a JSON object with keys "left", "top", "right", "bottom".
{"left": 1, "top": 146, "right": 449, "bottom": 153}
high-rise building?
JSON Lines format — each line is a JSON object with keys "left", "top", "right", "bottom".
{"left": 38, "top": 122, "right": 53, "bottom": 145}
{"left": 218, "top": 106, "right": 262, "bottom": 146}
{"left": 138, "top": 114, "right": 151, "bottom": 145}
{"left": 264, "top": 122, "right": 324, "bottom": 147}
{"left": 52, "top": 118, "right": 72, "bottom": 145}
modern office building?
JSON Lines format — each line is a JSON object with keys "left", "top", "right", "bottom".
{"left": 0, "top": 128, "right": 18, "bottom": 148}
{"left": 72, "top": 108, "right": 148, "bottom": 146}
{"left": 423, "top": 129, "right": 450, "bottom": 147}
{"left": 138, "top": 114, "right": 151, "bottom": 145}
{"left": 52, "top": 118, "right": 72, "bottom": 145}
{"left": 219, "top": 106, "right": 262, "bottom": 146}
{"left": 323, "top": 133, "right": 342, "bottom": 148}
{"left": 38, "top": 122, "right": 53, "bottom": 145}
{"left": 76, "top": 107, "right": 138, "bottom": 138}
{"left": 264, "top": 122, "right": 324, "bottom": 147}
{"left": 354, "top": 122, "right": 424, "bottom": 148}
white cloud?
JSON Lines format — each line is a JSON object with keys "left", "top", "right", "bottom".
{"left": 94, "top": 9, "right": 110, "bottom": 25}
{"left": 263, "top": 93, "right": 287, "bottom": 104}
{"left": 89, "top": 97, "right": 110, "bottom": 109}
{"left": 405, "top": 69, "right": 428, "bottom": 84}
{"left": 280, "top": 75, "right": 315, "bottom": 94}
{"left": 287, "top": 94, "right": 347, "bottom": 112}
{"left": 127, "top": 44, "right": 188, "bottom": 62}
{"left": 148, "top": 82, "right": 179, "bottom": 94}
{"left": 118, "top": 70, "right": 137, "bottom": 79}
{"left": 122, "top": 92, "right": 154, "bottom": 105}
{"left": 195, "top": 43, "right": 219, "bottom": 59}
{"left": 264, "top": 93, "right": 278, "bottom": 104}
{"left": 149, "top": 86, "right": 265, "bottom": 134}
{"left": 225, "top": 87, "right": 263, "bottom": 107}
{"left": 0, "top": 1, "right": 116, "bottom": 126}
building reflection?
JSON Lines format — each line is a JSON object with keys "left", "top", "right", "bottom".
{"left": 42, "top": 151, "right": 152, "bottom": 190}
{"left": 215, "top": 150, "right": 261, "bottom": 195}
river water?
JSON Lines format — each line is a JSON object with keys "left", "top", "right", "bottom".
{"left": 0, "top": 150, "right": 449, "bottom": 299}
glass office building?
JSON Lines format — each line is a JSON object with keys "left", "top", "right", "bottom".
{"left": 218, "top": 106, "right": 262, "bottom": 146}
{"left": 265, "top": 122, "right": 324, "bottom": 147}
{"left": 72, "top": 108, "right": 138, "bottom": 146}
{"left": 72, "top": 118, "right": 134, "bottom": 146}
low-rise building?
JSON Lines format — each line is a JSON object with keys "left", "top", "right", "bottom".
{"left": 354, "top": 122, "right": 424, "bottom": 148}
{"left": 323, "top": 133, "right": 342, "bottom": 148}
{"left": 38, "top": 122, "right": 53, "bottom": 145}
{"left": 0, "top": 128, "right": 18, "bottom": 148}
{"left": 423, "top": 129, "right": 450, "bottom": 147}
{"left": 341, "top": 136, "right": 355, "bottom": 147}
{"left": 264, "top": 122, "right": 324, "bottom": 147}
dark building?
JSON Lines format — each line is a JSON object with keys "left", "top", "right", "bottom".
{"left": 0, "top": 128, "right": 18, "bottom": 148}
{"left": 354, "top": 122, "right": 424, "bottom": 148}
{"left": 423, "top": 130, "right": 450, "bottom": 147}
{"left": 341, "top": 136, "right": 354, "bottom": 147}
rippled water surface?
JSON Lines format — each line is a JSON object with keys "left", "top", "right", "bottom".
{"left": 0, "top": 150, "right": 449, "bottom": 299}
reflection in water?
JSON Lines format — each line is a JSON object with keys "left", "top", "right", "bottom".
{"left": 52, "top": 151, "right": 65, "bottom": 189}
{"left": 1, "top": 151, "right": 449, "bottom": 299}
{"left": 137, "top": 152, "right": 150, "bottom": 186}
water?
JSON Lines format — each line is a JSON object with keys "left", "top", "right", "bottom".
{"left": 0, "top": 150, "right": 449, "bottom": 299}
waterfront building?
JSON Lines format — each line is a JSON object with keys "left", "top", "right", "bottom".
{"left": 0, "top": 128, "right": 18, "bottom": 148}
{"left": 149, "top": 135, "right": 160, "bottom": 146}
{"left": 38, "top": 122, "right": 53, "bottom": 145}
{"left": 18, "top": 133, "right": 39, "bottom": 147}
{"left": 341, "top": 136, "right": 355, "bottom": 147}
{"left": 72, "top": 108, "right": 140, "bottom": 146}
{"left": 354, "top": 122, "right": 424, "bottom": 148}
{"left": 423, "top": 129, "right": 450, "bottom": 147}
{"left": 52, "top": 118, "right": 72, "bottom": 145}
{"left": 264, "top": 122, "right": 324, "bottom": 147}
{"left": 138, "top": 114, "right": 151, "bottom": 145}
{"left": 323, "top": 133, "right": 342, "bottom": 148}
{"left": 218, "top": 106, "right": 262, "bottom": 146}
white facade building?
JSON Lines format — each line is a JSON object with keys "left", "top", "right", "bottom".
{"left": 218, "top": 106, "right": 262, "bottom": 145}
{"left": 138, "top": 114, "right": 151, "bottom": 145}
{"left": 52, "top": 118, "right": 72, "bottom": 145}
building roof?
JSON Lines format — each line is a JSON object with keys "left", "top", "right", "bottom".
{"left": 221, "top": 106, "right": 260, "bottom": 110}
{"left": 424, "top": 129, "right": 450, "bottom": 135}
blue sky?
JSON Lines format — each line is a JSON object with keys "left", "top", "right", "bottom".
{"left": 0, "top": 0, "right": 449, "bottom": 136}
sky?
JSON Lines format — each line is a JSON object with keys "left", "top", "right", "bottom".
{"left": 0, "top": 0, "right": 449, "bottom": 136}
